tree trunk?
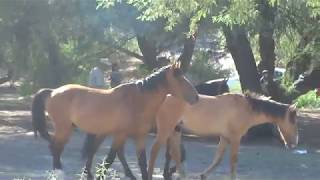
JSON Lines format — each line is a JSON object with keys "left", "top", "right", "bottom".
{"left": 257, "top": 0, "right": 276, "bottom": 78}
{"left": 257, "top": 0, "right": 282, "bottom": 102}
{"left": 45, "top": 36, "right": 64, "bottom": 88}
{"left": 136, "top": 35, "right": 158, "bottom": 70}
{"left": 223, "top": 25, "right": 262, "bottom": 93}
{"left": 178, "top": 33, "right": 197, "bottom": 73}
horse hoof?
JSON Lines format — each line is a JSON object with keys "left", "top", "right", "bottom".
{"left": 81, "top": 169, "right": 93, "bottom": 180}
{"left": 200, "top": 174, "right": 207, "bottom": 180}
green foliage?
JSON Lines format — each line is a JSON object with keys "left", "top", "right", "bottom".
{"left": 0, "top": 0, "right": 319, "bottom": 99}
{"left": 294, "top": 91, "right": 320, "bottom": 109}
{"left": 95, "top": 161, "right": 119, "bottom": 179}
{"left": 306, "top": 0, "right": 320, "bottom": 17}
{"left": 187, "top": 50, "right": 230, "bottom": 83}
{"left": 275, "top": 29, "right": 300, "bottom": 67}
{"left": 213, "top": 0, "right": 258, "bottom": 26}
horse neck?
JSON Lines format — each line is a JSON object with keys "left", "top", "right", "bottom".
{"left": 140, "top": 87, "right": 168, "bottom": 115}
{"left": 249, "top": 113, "right": 277, "bottom": 128}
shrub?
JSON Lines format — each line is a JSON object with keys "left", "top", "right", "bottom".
{"left": 294, "top": 90, "right": 320, "bottom": 109}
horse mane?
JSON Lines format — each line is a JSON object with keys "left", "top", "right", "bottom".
{"left": 136, "top": 65, "right": 170, "bottom": 91}
{"left": 245, "top": 92, "right": 289, "bottom": 119}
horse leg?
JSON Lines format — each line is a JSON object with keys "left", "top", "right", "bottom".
{"left": 163, "top": 143, "right": 172, "bottom": 180}
{"left": 229, "top": 139, "right": 240, "bottom": 180}
{"left": 117, "top": 145, "right": 136, "bottom": 179}
{"left": 96, "top": 135, "right": 126, "bottom": 180}
{"left": 49, "top": 125, "right": 73, "bottom": 172}
{"left": 166, "top": 133, "right": 187, "bottom": 179}
{"left": 200, "top": 137, "right": 228, "bottom": 180}
{"left": 148, "top": 129, "right": 174, "bottom": 180}
{"left": 83, "top": 134, "right": 106, "bottom": 180}
{"left": 167, "top": 131, "right": 186, "bottom": 179}
{"left": 134, "top": 136, "right": 148, "bottom": 180}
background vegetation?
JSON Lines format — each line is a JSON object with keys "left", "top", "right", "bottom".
{"left": 0, "top": 0, "right": 319, "bottom": 107}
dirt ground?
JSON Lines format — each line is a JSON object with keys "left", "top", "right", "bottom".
{"left": 0, "top": 86, "right": 319, "bottom": 180}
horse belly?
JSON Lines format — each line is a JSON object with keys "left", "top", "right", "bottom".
{"left": 182, "top": 111, "right": 225, "bottom": 137}
{"left": 72, "top": 112, "right": 131, "bottom": 135}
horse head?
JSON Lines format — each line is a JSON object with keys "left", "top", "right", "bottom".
{"left": 276, "top": 104, "right": 299, "bottom": 149}
{"left": 165, "top": 61, "right": 199, "bottom": 105}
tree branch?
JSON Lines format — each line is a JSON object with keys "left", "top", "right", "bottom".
{"left": 178, "top": 33, "right": 197, "bottom": 72}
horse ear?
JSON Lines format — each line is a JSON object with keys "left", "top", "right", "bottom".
{"left": 176, "top": 61, "right": 181, "bottom": 69}
{"left": 290, "top": 103, "right": 298, "bottom": 110}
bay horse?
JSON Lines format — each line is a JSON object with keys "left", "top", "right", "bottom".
{"left": 294, "top": 69, "right": 320, "bottom": 95}
{"left": 82, "top": 77, "right": 230, "bottom": 179}
{"left": 31, "top": 62, "right": 199, "bottom": 180}
{"left": 148, "top": 93, "right": 298, "bottom": 180}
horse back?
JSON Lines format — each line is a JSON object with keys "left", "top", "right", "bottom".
{"left": 182, "top": 94, "right": 252, "bottom": 136}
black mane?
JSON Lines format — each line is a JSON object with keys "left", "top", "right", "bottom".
{"left": 136, "top": 65, "right": 170, "bottom": 91}
{"left": 245, "top": 93, "right": 289, "bottom": 119}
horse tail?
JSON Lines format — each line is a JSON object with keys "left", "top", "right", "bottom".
{"left": 31, "top": 88, "right": 53, "bottom": 142}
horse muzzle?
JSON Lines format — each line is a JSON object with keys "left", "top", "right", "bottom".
{"left": 286, "top": 135, "right": 299, "bottom": 149}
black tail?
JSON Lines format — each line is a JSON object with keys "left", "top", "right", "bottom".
{"left": 31, "top": 88, "right": 53, "bottom": 142}
{"left": 82, "top": 133, "right": 97, "bottom": 159}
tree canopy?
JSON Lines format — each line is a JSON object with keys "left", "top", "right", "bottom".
{"left": 0, "top": 0, "right": 319, "bottom": 100}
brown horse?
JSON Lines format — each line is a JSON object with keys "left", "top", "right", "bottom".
{"left": 31, "top": 63, "right": 199, "bottom": 179}
{"left": 148, "top": 93, "right": 298, "bottom": 180}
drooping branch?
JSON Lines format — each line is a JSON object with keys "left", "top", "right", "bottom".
{"left": 110, "top": 44, "right": 144, "bottom": 60}
{"left": 102, "top": 35, "right": 144, "bottom": 61}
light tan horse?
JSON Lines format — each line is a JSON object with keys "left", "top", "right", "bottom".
{"left": 148, "top": 93, "right": 298, "bottom": 180}
{"left": 31, "top": 63, "right": 199, "bottom": 180}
